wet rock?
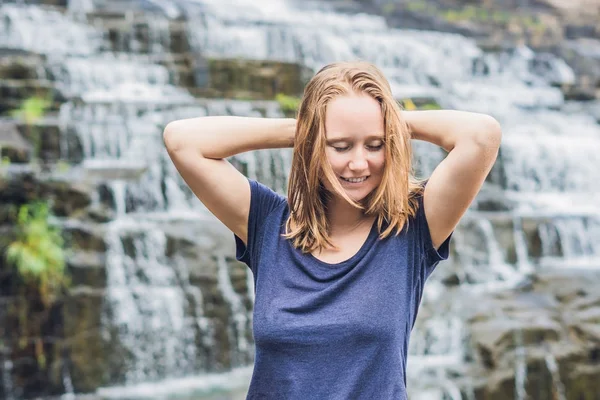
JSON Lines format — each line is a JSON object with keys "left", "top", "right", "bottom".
{"left": 15, "top": 117, "right": 69, "bottom": 164}
{"left": 85, "top": 205, "right": 115, "bottom": 223}
{"left": 469, "top": 295, "right": 562, "bottom": 367}
{"left": 556, "top": 38, "right": 600, "bottom": 99}
{"left": 192, "top": 58, "right": 312, "bottom": 100}
{"left": 0, "top": 172, "right": 40, "bottom": 221}
{"left": 0, "top": 53, "right": 45, "bottom": 80}
{"left": 40, "top": 180, "right": 92, "bottom": 217}
{"left": 520, "top": 216, "right": 556, "bottom": 259}
{"left": 62, "top": 288, "right": 128, "bottom": 392}
{"left": 87, "top": 10, "right": 187, "bottom": 55}
{"left": 355, "top": 0, "right": 600, "bottom": 99}
{"left": 64, "top": 224, "right": 106, "bottom": 253}
{"left": 166, "top": 235, "right": 199, "bottom": 259}
{"left": 467, "top": 268, "right": 600, "bottom": 399}
{"left": 0, "top": 171, "right": 92, "bottom": 222}
{"left": 0, "top": 79, "right": 59, "bottom": 116}
{"left": 66, "top": 251, "right": 107, "bottom": 288}
{"left": 0, "top": 120, "right": 33, "bottom": 163}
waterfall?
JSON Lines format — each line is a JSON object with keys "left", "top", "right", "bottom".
{"left": 216, "top": 254, "right": 250, "bottom": 367}
{"left": 477, "top": 219, "right": 519, "bottom": 282}
{"left": 104, "top": 221, "right": 202, "bottom": 382}
{"left": 514, "top": 330, "right": 528, "bottom": 400}
{"left": 544, "top": 351, "right": 567, "bottom": 400}
{"left": 61, "top": 360, "right": 76, "bottom": 400}
{"left": 1, "top": 0, "right": 599, "bottom": 397}
{"left": 1, "top": 351, "right": 15, "bottom": 400}
{"left": 513, "top": 215, "right": 533, "bottom": 275}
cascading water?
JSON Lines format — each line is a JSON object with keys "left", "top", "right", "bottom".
{"left": 514, "top": 330, "right": 528, "bottom": 400}
{"left": 1, "top": 352, "right": 15, "bottom": 400}
{"left": 544, "top": 350, "right": 567, "bottom": 400}
{"left": 1, "top": 0, "right": 599, "bottom": 398}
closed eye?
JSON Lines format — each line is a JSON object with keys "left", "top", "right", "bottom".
{"left": 333, "top": 144, "right": 384, "bottom": 152}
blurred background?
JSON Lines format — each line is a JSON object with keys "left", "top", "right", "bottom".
{"left": 0, "top": 0, "right": 599, "bottom": 399}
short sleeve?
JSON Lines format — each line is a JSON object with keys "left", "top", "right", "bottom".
{"left": 234, "top": 178, "right": 286, "bottom": 273}
{"left": 407, "top": 185, "right": 454, "bottom": 329}
{"left": 414, "top": 188, "right": 452, "bottom": 279}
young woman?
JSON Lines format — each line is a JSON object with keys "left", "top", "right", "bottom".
{"left": 163, "top": 61, "right": 502, "bottom": 399}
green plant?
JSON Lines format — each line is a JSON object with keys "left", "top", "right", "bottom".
{"left": 10, "top": 96, "right": 51, "bottom": 159}
{"left": 11, "top": 96, "right": 51, "bottom": 125}
{"left": 491, "top": 10, "right": 511, "bottom": 24}
{"left": 406, "top": 0, "right": 428, "bottom": 12}
{"left": 442, "top": 6, "right": 481, "bottom": 22}
{"left": 401, "top": 98, "right": 418, "bottom": 111}
{"left": 419, "top": 102, "right": 442, "bottom": 110}
{"left": 382, "top": 2, "right": 396, "bottom": 15}
{"left": 5, "top": 202, "right": 68, "bottom": 306}
{"left": 56, "top": 160, "right": 71, "bottom": 173}
{"left": 521, "top": 15, "right": 546, "bottom": 33}
{"left": 275, "top": 93, "right": 301, "bottom": 116}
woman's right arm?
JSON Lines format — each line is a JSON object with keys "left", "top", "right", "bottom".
{"left": 163, "top": 116, "right": 296, "bottom": 244}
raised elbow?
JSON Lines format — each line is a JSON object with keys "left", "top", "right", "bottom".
{"left": 163, "top": 121, "right": 183, "bottom": 154}
{"left": 476, "top": 116, "right": 502, "bottom": 149}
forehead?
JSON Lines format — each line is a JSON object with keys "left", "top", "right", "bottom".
{"left": 325, "top": 93, "right": 384, "bottom": 139}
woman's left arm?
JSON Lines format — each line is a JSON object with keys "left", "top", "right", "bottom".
{"left": 405, "top": 110, "right": 502, "bottom": 250}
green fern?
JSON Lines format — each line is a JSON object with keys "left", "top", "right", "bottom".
{"left": 5, "top": 202, "right": 67, "bottom": 305}
{"left": 10, "top": 96, "right": 51, "bottom": 125}
{"left": 275, "top": 93, "right": 301, "bottom": 115}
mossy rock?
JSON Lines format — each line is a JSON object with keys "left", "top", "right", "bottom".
{"left": 40, "top": 180, "right": 92, "bottom": 217}
{"left": 88, "top": 11, "right": 188, "bottom": 55}
{"left": 197, "top": 58, "right": 311, "bottom": 100}
{"left": 0, "top": 55, "right": 44, "bottom": 80}
{"left": 66, "top": 251, "right": 107, "bottom": 288}
{"left": 0, "top": 121, "right": 33, "bottom": 163}
{"left": 62, "top": 288, "right": 129, "bottom": 391}
{"left": 63, "top": 224, "right": 106, "bottom": 253}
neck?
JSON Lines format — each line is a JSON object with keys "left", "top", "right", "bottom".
{"left": 326, "top": 197, "right": 373, "bottom": 234}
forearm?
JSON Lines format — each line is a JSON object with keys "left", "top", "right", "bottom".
{"left": 163, "top": 116, "right": 296, "bottom": 159}
{"left": 404, "top": 110, "right": 501, "bottom": 152}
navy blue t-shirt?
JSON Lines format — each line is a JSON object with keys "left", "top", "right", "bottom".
{"left": 234, "top": 178, "right": 452, "bottom": 399}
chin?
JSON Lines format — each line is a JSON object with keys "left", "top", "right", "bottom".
{"left": 347, "top": 186, "right": 377, "bottom": 202}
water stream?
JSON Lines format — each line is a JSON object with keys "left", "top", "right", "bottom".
{"left": 1, "top": 0, "right": 599, "bottom": 397}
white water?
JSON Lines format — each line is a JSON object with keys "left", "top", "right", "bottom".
{"left": 1, "top": 0, "right": 599, "bottom": 398}
{"left": 1, "top": 353, "right": 14, "bottom": 400}
{"left": 545, "top": 351, "right": 567, "bottom": 400}
{"left": 514, "top": 331, "right": 528, "bottom": 400}
{"left": 61, "top": 363, "right": 76, "bottom": 400}
{"left": 104, "top": 220, "right": 202, "bottom": 382}
{"left": 216, "top": 254, "right": 250, "bottom": 366}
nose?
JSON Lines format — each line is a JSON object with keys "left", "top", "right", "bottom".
{"left": 349, "top": 148, "right": 368, "bottom": 171}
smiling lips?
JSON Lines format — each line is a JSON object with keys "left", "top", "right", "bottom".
{"left": 341, "top": 176, "right": 369, "bottom": 183}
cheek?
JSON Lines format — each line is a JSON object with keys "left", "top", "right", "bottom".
{"left": 373, "top": 154, "right": 385, "bottom": 171}
{"left": 325, "top": 153, "right": 345, "bottom": 172}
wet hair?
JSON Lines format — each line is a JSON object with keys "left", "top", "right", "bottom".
{"left": 283, "top": 61, "right": 425, "bottom": 253}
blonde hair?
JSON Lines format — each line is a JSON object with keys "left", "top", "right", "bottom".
{"left": 283, "top": 61, "right": 425, "bottom": 253}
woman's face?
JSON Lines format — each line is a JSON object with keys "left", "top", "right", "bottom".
{"left": 322, "top": 92, "right": 386, "bottom": 204}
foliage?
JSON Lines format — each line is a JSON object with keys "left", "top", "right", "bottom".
{"left": 406, "top": 0, "right": 428, "bottom": 13}
{"left": 405, "top": 1, "right": 545, "bottom": 33}
{"left": 419, "top": 102, "right": 442, "bottom": 110}
{"left": 10, "top": 96, "right": 51, "bottom": 125}
{"left": 9, "top": 95, "right": 51, "bottom": 159}
{"left": 56, "top": 160, "right": 71, "bottom": 173}
{"left": 382, "top": 2, "right": 396, "bottom": 15}
{"left": 5, "top": 202, "right": 68, "bottom": 306}
{"left": 400, "top": 98, "right": 441, "bottom": 111}
{"left": 402, "top": 98, "right": 418, "bottom": 111}
{"left": 275, "top": 93, "right": 301, "bottom": 116}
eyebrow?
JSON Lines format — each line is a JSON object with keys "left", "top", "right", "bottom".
{"left": 326, "top": 135, "right": 384, "bottom": 142}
